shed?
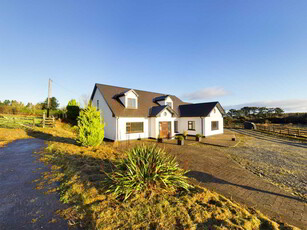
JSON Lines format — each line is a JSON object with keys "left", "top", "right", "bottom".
{"left": 244, "top": 121, "right": 256, "bottom": 130}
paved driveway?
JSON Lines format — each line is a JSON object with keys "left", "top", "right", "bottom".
{"left": 129, "top": 135, "right": 307, "bottom": 229}
{"left": 228, "top": 129, "right": 307, "bottom": 200}
{"left": 0, "top": 139, "right": 70, "bottom": 230}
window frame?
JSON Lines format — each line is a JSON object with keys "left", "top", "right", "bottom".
{"left": 127, "top": 98, "right": 137, "bottom": 109}
{"left": 174, "top": 121, "right": 179, "bottom": 133}
{"left": 126, "top": 122, "right": 144, "bottom": 134}
{"left": 211, "top": 121, "right": 219, "bottom": 131}
{"left": 188, "top": 121, "right": 196, "bottom": 131}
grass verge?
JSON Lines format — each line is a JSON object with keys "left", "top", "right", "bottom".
{"left": 33, "top": 122, "right": 299, "bottom": 229}
{"left": 0, "top": 128, "right": 31, "bottom": 147}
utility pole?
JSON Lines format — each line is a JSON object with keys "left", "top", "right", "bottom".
{"left": 47, "top": 78, "right": 52, "bottom": 117}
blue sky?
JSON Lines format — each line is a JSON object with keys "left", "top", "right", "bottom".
{"left": 1, "top": 0, "right": 307, "bottom": 111}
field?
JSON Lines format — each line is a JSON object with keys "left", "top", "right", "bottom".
{"left": 0, "top": 114, "right": 43, "bottom": 129}
{"left": 0, "top": 118, "right": 301, "bottom": 229}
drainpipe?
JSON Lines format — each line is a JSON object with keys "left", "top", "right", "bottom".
{"left": 201, "top": 117, "right": 204, "bottom": 136}
{"left": 116, "top": 117, "right": 119, "bottom": 141}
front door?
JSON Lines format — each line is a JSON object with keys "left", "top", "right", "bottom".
{"left": 159, "top": 122, "right": 171, "bottom": 138}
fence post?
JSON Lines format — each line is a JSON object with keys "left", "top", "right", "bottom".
{"left": 52, "top": 117, "right": 55, "bottom": 127}
{"left": 43, "top": 113, "right": 45, "bottom": 128}
{"left": 298, "top": 129, "right": 300, "bottom": 137}
{"left": 288, "top": 128, "right": 290, "bottom": 135}
{"left": 33, "top": 118, "right": 35, "bottom": 127}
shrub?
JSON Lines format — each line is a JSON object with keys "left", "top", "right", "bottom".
{"left": 66, "top": 105, "right": 80, "bottom": 121}
{"left": 183, "top": 131, "right": 188, "bottom": 137}
{"left": 196, "top": 134, "right": 202, "bottom": 138}
{"left": 105, "top": 145, "right": 192, "bottom": 200}
{"left": 76, "top": 104, "right": 104, "bottom": 147}
{"left": 176, "top": 135, "right": 184, "bottom": 141}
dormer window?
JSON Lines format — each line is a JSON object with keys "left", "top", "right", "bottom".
{"left": 127, "top": 98, "right": 137, "bottom": 109}
{"left": 117, "top": 89, "right": 139, "bottom": 109}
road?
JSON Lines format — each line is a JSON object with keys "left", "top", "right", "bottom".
{"left": 0, "top": 139, "right": 71, "bottom": 230}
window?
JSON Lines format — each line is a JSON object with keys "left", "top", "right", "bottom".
{"left": 174, "top": 121, "right": 179, "bottom": 133}
{"left": 163, "top": 112, "right": 167, "bottom": 116}
{"left": 211, "top": 121, "right": 219, "bottom": 131}
{"left": 166, "top": 102, "right": 172, "bottom": 108}
{"left": 97, "top": 100, "right": 99, "bottom": 111}
{"left": 213, "top": 108, "right": 216, "bottom": 113}
{"left": 188, "top": 121, "right": 195, "bottom": 130}
{"left": 127, "top": 98, "right": 137, "bottom": 108}
{"left": 126, "top": 122, "right": 143, "bottom": 133}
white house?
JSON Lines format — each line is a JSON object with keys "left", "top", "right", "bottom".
{"left": 90, "top": 83, "right": 225, "bottom": 141}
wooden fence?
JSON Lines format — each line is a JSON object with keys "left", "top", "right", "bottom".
{"left": 255, "top": 124, "right": 307, "bottom": 138}
{"left": 0, "top": 114, "right": 55, "bottom": 128}
{"left": 226, "top": 123, "right": 307, "bottom": 139}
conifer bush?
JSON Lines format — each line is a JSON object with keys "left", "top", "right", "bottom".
{"left": 76, "top": 104, "right": 104, "bottom": 147}
{"left": 105, "top": 144, "right": 192, "bottom": 200}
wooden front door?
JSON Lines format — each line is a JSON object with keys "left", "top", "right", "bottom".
{"left": 159, "top": 122, "right": 171, "bottom": 138}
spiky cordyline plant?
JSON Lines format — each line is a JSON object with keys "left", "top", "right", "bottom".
{"left": 105, "top": 144, "right": 192, "bottom": 200}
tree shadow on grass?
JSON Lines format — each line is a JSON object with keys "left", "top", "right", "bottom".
{"left": 186, "top": 171, "right": 305, "bottom": 203}
{"left": 26, "top": 129, "right": 78, "bottom": 145}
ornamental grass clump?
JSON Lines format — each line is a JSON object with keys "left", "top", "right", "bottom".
{"left": 77, "top": 104, "right": 104, "bottom": 147}
{"left": 105, "top": 144, "right": 192, "bottom": 200}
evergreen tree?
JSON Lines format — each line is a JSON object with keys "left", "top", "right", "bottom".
{"left": 42, "top": 97, "right": 59, "bottom": 110}
{"left": 67, "top": 99, "right": 80, "bottom": 107}
{"left": 77, "top": 104, "right": 104, "bottom": 147}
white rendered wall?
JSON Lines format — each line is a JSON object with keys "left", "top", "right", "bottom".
{"left": 117, "top": 117, "right": 148, "bottom": 141}
{"left": 203, "top": 107, "right": 224, "bottom": 136}
{"left": 92, "top": 90, "right": 117, "bottom": 140}
{"left": 178, "top": 117, "right": 202, "bottom": 136}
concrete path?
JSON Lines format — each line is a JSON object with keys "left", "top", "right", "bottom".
{"left": 0, "top": 139, "right": 71, "bottom": 230}
{"left": 156, "top": 137, "right": 307, "bottom": 229}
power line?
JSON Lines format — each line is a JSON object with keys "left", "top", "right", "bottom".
{"left": 51, "top": 79, "right": 81, "bottom": 98}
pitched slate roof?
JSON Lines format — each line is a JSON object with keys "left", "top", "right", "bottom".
{"left": 178, "top": 102, "right": 225, "bottom": 117}
{"left": 149, "top": 105, "right": 177, "bottom": 117}
{"left": 153, "top": 95, "right": 169, "bottom": 102}
{"left": 91, "top": 83, "right": 225, "bottom": 118}
{"left": 91, "top": 83, "right": 187, "bottom": 117}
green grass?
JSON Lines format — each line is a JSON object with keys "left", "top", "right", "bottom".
{"left": 0, "top": 114, "right": 43, "bottom": 129}
{"left": 32, "top": 122, "right": 299, "bottom": 230}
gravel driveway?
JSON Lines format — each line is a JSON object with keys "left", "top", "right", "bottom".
{"left": 0, "top": 139, "right": 71, "bottom": 230}
{"left": 227, "top": 129, "right": 307, "bottom": 201}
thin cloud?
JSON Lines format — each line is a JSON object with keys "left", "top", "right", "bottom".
{"left": 224, "top": 99, "right": 307, "bottom": 113}
{"left": 182, "top": 87, "right": 230, "bottom": 101}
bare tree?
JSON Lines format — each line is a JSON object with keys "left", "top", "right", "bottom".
{"left": 80, "top": 94, "right": 91, "bottom": 108}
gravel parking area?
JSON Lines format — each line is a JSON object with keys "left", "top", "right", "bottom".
{"left": 226, "top": 129, "right": 307, "bottom": 201}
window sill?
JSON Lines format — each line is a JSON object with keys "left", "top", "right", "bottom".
{"left": 188, "top": 129, "right": 196, "bottom": 131}
{"left": 126, "top": 132, "right": 144, "bottom": 134}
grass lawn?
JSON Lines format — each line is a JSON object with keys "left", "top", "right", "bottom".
{"left": 24, "top": 122, "right": 298, "bottom": 230}
{"left": 0, "top": 114, "right": 44, "bottom": 146}
{"left": 0, "top": 128, "right": 31, "bottom": 147}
